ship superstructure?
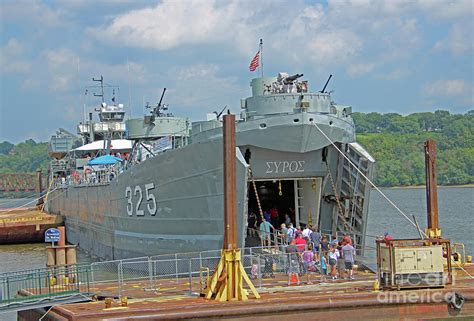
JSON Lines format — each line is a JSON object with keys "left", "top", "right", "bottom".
{"left": 46, "top": 72, "right": 374, "bottom": 260}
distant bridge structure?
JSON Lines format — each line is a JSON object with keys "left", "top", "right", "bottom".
{"left": 0, "top": 172, "right": 47, "bottom": 193}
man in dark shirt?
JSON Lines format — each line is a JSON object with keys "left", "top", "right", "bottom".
{"left": 285, "top": 240, "right": 301, "bottom": 285}
{"left": 310, "top": 227, "right": 321, "bottom": 259}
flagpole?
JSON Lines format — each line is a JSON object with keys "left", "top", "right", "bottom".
{"left": 259, "top": 39, "right": 263, "bottom": 78}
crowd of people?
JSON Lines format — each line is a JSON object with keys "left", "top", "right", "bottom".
{"left": 283, "top": 227, "right": 357, "bottom": 285}
{"left": 247, "top": 209, "right": 357, "bottom": 286}
{"left": 54, "top": 151, "right": 132, "bottom": 188}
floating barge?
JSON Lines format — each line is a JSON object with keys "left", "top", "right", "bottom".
{"left": 0, "top": 208, "right": 63, "bottom": 244}
{"left": 17, "top": 264, "right": 474, "bottom": 320}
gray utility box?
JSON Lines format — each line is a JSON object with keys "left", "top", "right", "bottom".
{"left": 378, "top": 243, "right": 445, "bottom": 289}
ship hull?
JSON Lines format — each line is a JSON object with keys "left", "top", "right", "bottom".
{"left": 47, "top": 113, "right": 374, "bottom": 260}
{"left": 48, "top": 139, "right": 248, "bottom": 260}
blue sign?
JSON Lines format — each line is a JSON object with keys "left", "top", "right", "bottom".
{"left": 45, "top": 228, "right": 61, "bottom": 243}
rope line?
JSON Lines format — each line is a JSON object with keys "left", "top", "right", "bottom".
{"left": 0, "top": 193, "right": 36, "bottom": 206}
{"left": 454, "top": 261, "right": 474, "bottom": 279}
{"left": 0, "top": 193, "right": 49, "bottom": 213}
{"left": 248, "top": 167, "right": 264, "bottom": 222}
{"left": 310, "top": 121, "right": 428, "bottom": 238}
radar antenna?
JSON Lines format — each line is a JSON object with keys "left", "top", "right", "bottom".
{"left": 92, "top": 75, "right": 104, "bottom": 103}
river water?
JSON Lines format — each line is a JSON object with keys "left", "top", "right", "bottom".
{"left": 0, "top": 187, "right": 473, "bottom": 273}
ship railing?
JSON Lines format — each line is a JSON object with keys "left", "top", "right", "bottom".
{"left": 247, "top": 227, "right": 288, "bottom": 248}
{"left": 148, "top": 246, "right": 280, "bottom": 265}
{"left": 53, "top": 168, "right": 122, "bottom": 189}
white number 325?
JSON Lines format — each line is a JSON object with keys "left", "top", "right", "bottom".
{"left": 125, "top": 183, "right": 157, "bottom": 216}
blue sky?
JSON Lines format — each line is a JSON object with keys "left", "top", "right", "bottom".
{"left": 1, "top": 0, "right": 472, "bottom": 143}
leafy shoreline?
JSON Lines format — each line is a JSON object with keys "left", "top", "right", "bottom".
{"left": 354, "top": 110, "right": 473, "bottom": 187}
{"left": 1, "top": 110, "right": 472, "bottom": 188}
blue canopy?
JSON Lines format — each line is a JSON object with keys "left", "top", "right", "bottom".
{"left": 88, "top": 155, "right": 123, "bottom": 166}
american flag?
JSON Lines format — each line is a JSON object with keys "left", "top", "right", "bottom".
{"left": 249, "top": 50, "right": 260, "bottom": 72}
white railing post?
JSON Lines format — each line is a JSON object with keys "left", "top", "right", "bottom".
{"left": 175, "top": 254, "right": 179, "bottom": 281}
{"left": 118, "top": 262, "right": 123, "bottom": 298}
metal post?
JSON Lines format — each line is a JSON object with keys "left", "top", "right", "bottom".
{"left": 148, "top": 259, "right": 153, "bottom": 291}
{"left": 294, "top": 180, "right": 300, "bottom": 227}
{"left": 424, "top": 139, "right": 439, "bottom": 236}
{"left": 188, "top": 259, "right": 192, "bottom": 296}
{"left": 199, "top": 252, "right": 202, "bottom": 270}
{"left": 6, "top": 277, "right": 10, "bottom": 304}
{"left": 37, "top": 270, "right": 42, "bottom": 295}
{"left": 223, "top": 113, "right": 237, "bottom": 250}
{"left": 204, "top": 113, "right": 260, "bottom": 301}
{"left": 86, "top": 266, "right": 90, "bottom": 293}
{"left": 118, "top": 262, "right": 123, "bottom": 298}
{"left": 47, "top": 271, "right": 51, "bottom": 300}
{"left": 36, "top": 169, "right": 43, "bottom": 197}
{"left": 90, "top": 263, "right": 95, "bottom": 284}
{"left": 175, "top": 254, "right": 179, "bottom": 281}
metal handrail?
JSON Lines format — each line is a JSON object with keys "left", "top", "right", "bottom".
{"left": 0, "top": 264, "right": 92, "bottom": 306}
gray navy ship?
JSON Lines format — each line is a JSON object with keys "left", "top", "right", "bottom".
{"left": 46, "top": 73, "right": 375, "bottom": 260}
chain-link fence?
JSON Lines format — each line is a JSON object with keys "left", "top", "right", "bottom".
{"left": 91, "top": 256, "right": 148, "bottom": 284}
{"left": 115, "top": 252, "right": 305, "bottom": 298}
{"left": 95, "top": 244, "right": 372, "bottom": 299}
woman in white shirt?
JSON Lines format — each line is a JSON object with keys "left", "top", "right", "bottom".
{"left": 328, "top": 246, "right": 340, "bottom": 280}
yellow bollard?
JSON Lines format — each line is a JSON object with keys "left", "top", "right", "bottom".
{"left": 121, "top": 296, "right": 128, "bottom": 307}
{"left": 105, "top": 298, "right": 113, "bottom": 309}
{"left": 373, "top": 279, "right": 380, "bottom": 292}
{"left": 468, "top": 255, "right": 472, "bottom": 263}
{"left": 50, "top": 277, "right": 57, "bottom": 286}
{"left": 64, "top": 276, "right": 69, "bottom": 285}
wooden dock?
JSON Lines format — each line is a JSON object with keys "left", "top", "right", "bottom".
{"left": 17, "top": 264, "right": 474, "bottom": 320}
{"left": 0, "top": 208, "right": 63, "bottom": 243}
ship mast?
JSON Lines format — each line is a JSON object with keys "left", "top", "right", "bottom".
{"left": 92, "top": 76, "right": 105, "bottom": 103}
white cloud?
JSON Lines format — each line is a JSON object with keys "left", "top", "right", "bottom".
{"left": 93, "top": 0, "right": 257, "bottom": 52}
{"left": 434, "top": 23, "right": 473, "bottom": 54}
{"left": 304, "top": 29, "right": 363, "bottom": 64}
{"left": 347, "top": 63, "right": 375, "bottom": 77}
{"left": 176, "top": 64, "right": 219, "bottom": 81}
{"left": 328, "top": 0, "right": 472, "bottom": 21}
{"left": 378, "top": 69, "right": 411, "bottom": 80}
{"left": 42, "top": 49, "right": 80, "bottom": 91}
{"left": 415, "top": 0, "right": 473, "bottom": 20}
{"left": 91, "top": 0, "right": 473, "bottom": 70}
{"left": 0, "top": 1, "right": 64, "bottom": 26}
{"left": 423, "top": 80, "right": 472, "bottom": 98}
{"left": 0, "top": 39, "right": 31, "bottom": 73}
{"left": 288, "top": 5, "right": 326, "bottom": 36}
{"left": 168, "top": 63, "right": 244, "bottom": 111}
{"left": 2, "top": 39, "right": 25, "bottom": 56}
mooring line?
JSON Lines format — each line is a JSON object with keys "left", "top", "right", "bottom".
{"left": 310, "top": 121, "right": 428, "bottom": 238}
